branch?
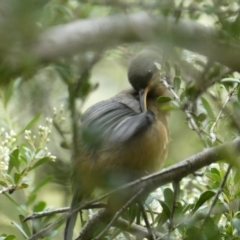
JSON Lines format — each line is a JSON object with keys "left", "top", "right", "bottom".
{"left": 76, "top": 137, "right": 240, "bottom": 239}
{"left": 199, "top": 164, "right": 232, "bottom": 232}
{"left": 24, "top": 207, "right": 69, "bottom": 222}
{"left": 27, "top": 137, "right": 240, "bottom": 239}
{"left": 0, "top": 185, "right": 16, "bottom": 195}
{"left": 94, "top": 188, "right": 144, "bottom": 240}
{"left": 32, "top": 12, "right": 240, "bottom": 71}
{"left": 114, "top": 217, "right": 180, "bottom": 240}
{"left": 160, "top": 75, "right": 206, "bottom": 146}
{"left": 209, "top": 86, "right": 238, "bottom": 143}
{"left": 24, "top": 203, "right": 106, "bottom": 222}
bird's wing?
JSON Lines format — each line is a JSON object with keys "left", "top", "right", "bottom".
{"left": 81, "top": 99, "right": 155, "bottom": 147}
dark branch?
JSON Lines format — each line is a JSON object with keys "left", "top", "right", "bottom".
{"left": 32, "top": 12, "right": 240, "bottom": 71}
{"left": 0, "top": 185, "right": 16, "bottom": 195}
{"left": 26, "top": 137, "right": 240, "bottom": 239}
{"left": 75, "top": 137, "right": 240, "bottom": 239}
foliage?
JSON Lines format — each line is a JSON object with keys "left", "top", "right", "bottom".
{"left": 1, "top": 0, "right": 240, "bottom": 240}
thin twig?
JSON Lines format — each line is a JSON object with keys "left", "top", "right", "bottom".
{"left": 71, "top": 137, "right": 240, "bottom": 225}
{"left": 53, "top": 121, "right": 70, "bottom": 149}
{"left": 209, "top": 86, "right": 238, "bottom": 143}
{"left": 194, "top": 68, "right": 232, "bottom": 100}
{"left": 199, "top": 164, "right": 232, "bottom": 233}
{"left": 24, "top": 203, "right": 106, "bottom": 222}
{"left": 168, "top": 181, "right": 180, "bottom": 238}
{"left": 114, "top": 217, "right": 179, "bottom": 240}
{"left": 27, "top": 214, "right": 66, "bottom": 240}
{"left": 160, "top": 76, "right": 207, "bottom": 147}
{"left": 27, "top": 137, "right": 240, "bottom": 239}
{"left": 75, "top": 137, "right": 240, "bottom": 239}
{"left": 208, "top": 92, "right": 240, "bottom": 133}
{"left": 24, "top": 207, "right": 69, "bottom": 222}
{"left": 93, "top": 188, "right": 144, "bottom": 240}
{"left": 138, "top": 202, "right": 156, "bottom": 240}
{"left": 0, "top": 185, "right": 16, "bottom": 195}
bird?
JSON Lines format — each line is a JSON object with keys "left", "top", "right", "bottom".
{"left": 64, "top": 49, "right": 170, "bottom": 240}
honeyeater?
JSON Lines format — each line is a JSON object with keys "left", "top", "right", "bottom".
{"left": 64, "top": 49, "right": 170, "bottom": 240}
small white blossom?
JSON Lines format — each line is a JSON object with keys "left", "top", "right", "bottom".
{"left": 60, "top": 104, "right": 64, "bottom": 112}
{"left": 45, "top": 117, "right": 53, "bottom": 126}
{"left": 53, "top": 107, "right": 57, "bottom": 115}
{"left": 0, "top": 146, "right": 10, "bottom": 171}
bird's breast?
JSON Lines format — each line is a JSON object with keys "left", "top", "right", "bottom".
{"left": 75, "top": 94, "right": 169, "bottom": 190}
{"left": 118, "top": 116, "right": 169, "bottom": 175}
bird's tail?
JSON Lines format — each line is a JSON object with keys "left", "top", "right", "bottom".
{"left": 64, "top": 192, "right": 79, "bottom": 240}
{"left": 64, "top": 212, "right": 78, "bottom": 240}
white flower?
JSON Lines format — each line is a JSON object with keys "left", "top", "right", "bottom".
{"left": 0, "top": 146, "right": 10, "bottom": 171}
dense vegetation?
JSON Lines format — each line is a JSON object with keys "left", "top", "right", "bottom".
{"left": 1, "top": 0, "right": 240, "bottom": 239}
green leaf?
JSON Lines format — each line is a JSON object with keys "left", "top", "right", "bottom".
{"left": 3, "top": 79, "right": 21, "bottom": 108}
{"left": 186, "top": 226, "right": 200, "bottom": 236}
{"left": 201, "top": 97, "right": 215, "bottom": 119}
{"left": 144, "top": 202, "right": 155, "bottom": 223}
{"left": 29, "top": 157, "right": 49, "bottom": 171}
{"left": 154, "top": 212, "right": 168, "bottom": 226}
{"left": 17, "top": 183, "right": 29, "bottom": 190}
{"left": 19, "top": 215, "right": 31, "bottom": 237}
{"left": 4, "top": 174, "right": 15, "bottom": 185}
{"left": 5, "top": 235, "right": 16, "bottom": 240}
{"left": 8, "top": 149, "right": 20, "bottom": 174}
{"left": 0, "top": 180, "right": 8, "bottom": 187}
{"left": 206, "top": 172, "right": 222, "bottom": 183}
{"left": 54, "top": 64, "right": 72, "bottom": 84}
{"left": 201, "top": 217, "right": 221, "bottom": 239}
{"left": 238, "top": 86, "right": 240, "bottom": 102}
{"left": 221, "top": 78, "right": 240, "bottom": 84}
{"left": 11, "top": 221, "right": 29, "bottom": 238}
{"left": 21, "top": 146, "right": 33, "bottom": 163}
{"left": 14, "top": 172, "right": 21, "bottom": 185}
{"left": 233, "top": 101, "right": 240, "bottom": 118}
{"left": 33, "top": 201, "right": 47, "bottom": 212}
{"left": 157, "top": 96, "right": 172, "bottom": 103}
{"left": 163, "top": 188, "right": 174, "bottom": 208}
{"left": 173, "top": 76, "right": 181, "bottom": 93}
{"left": 159, "top": 200, "right": 171, "bottom": 218}
{"left": 18, "top": 113, "right": 41, "bottom": 135}
{"left": 193, "top": 190, "right": 215, "bottom": 212}
{"left": 233, "top": 217, "right": 240, "bottom": 234}
{"left": 198, "top": 113, "right": 207, "bottom": 122}
{"left": 182, "top": 203, "right": 194, "bottom": 214}
{"left": 210, "top": 167, "right": 220, "bottom": 176}
{"left": 126, "top": 203, "right": 138, "bottom": 224}
{"left": 0, "top": 235, "right": 16, "bottom": 240}
{"left": 174, "top": 64, "right": 181, "bottom": 76}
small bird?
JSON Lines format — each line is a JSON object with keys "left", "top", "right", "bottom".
{"left": 64, "top": 49, "right": 170, "bottom": 240}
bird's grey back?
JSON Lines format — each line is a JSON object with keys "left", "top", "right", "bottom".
{"left": 80, "top": 90, "right": 154, "bottom": 147}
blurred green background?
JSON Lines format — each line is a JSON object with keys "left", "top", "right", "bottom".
{"left": 0, "top": 0, "right": 239, "bottom": 239}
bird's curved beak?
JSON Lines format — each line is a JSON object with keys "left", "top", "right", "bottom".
{"left": 139, "top": 86, "right": 149, "bottom": 112}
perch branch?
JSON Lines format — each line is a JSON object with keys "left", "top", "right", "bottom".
{"left": 31, "top": 12, "right": 240, "bottom": 72}
{"left": 27, "top": 137, "right": 240, "bottom": 239}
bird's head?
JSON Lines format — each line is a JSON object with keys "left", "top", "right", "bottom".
{"left": 128, "top": 49, "right": 168, "bottom": 112}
